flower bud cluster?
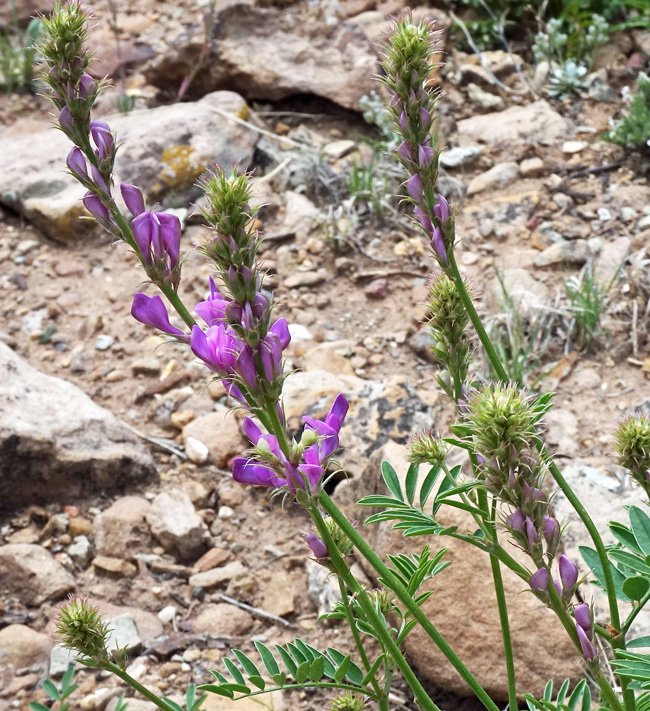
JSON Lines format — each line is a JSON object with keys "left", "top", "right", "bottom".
{"left": 615, "top": 414, "right": 650, "bottom": 498}
{"left": 464, "top": 384, "right": 581, "bottom": 604}
{"left": 380, "top": 18, "right": 453, "bottom": 268}
{"left": 407, "top": 429, "right": 447, "bottom": 467}
{"left": 426, "top": 273, "right": 472, "bottom": 399}
{"left": 54, "top": 595, "right": 111, "bottom": 666}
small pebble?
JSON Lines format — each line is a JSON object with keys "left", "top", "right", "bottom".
{"left": 95, "top": 335, "right": 114, "bottom": 351}
{"left": 561, "top": 140, "right": 588, "bottom": 154}
{"left": 185, "top": 436, "right": 209, "bottom": 464}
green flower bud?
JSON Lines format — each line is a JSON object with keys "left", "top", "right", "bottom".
{"left": 54, "top": 596, "right": 111, "bottom": 666}
{"left": 329, "top": 691, "right": 366, "bottom": 711}
{"left": 615, "top": 415, "right": 650, "bottom": 496}
{"left": 324, "top": 515, "right": 354, "bottom": 558}
{"left": 407, "top": 429, "right": 447, "bottom": 467}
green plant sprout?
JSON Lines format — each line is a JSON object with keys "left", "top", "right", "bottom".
{"left": 605, "top": 73, "right": 650, "bottom": 150}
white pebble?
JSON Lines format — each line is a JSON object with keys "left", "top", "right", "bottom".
{"left": 185, "top": 436, "right": 209, "bottom": 464}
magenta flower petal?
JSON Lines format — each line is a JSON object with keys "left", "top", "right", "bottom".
{"left": 120, "top": 184, "right": 146, "bottom": 217}
{"left": 530, "top": 568, "right": 548, "bottom": 591}
{"left": 418, "top": 144, "right": 435, "bottom": 166}
{"left": 59, "top": 106, "right": 74, "bottom": 131}
{"left": 505, "top": 508, "right": 525, "bottom": 532}
{"left": 66, "top": 147, "right": 88, "bottom": 180}
{"left": 431, "top": 227, "right": 447, "bottom": 264}
{"left": 525, "top": 516, "right": 538, "bottom": 546}
{"left": 574, "top": 603, "right": 591, "bottom": 632}
{"left": 407, "top": 174, "right": 424, "bottom": 202}
{"left": 398, "top": 141, "right": 414, "bottom": 163}
{"left": 305, "top": 532, "right": 328, "bottom": 560}
{"left": 576, "top": 623, "right": 597, "bottom": 661}
{"left": 543, "top": 515, "right": 560, "bottom": 548}
{"left": 232, "top": 458, "right": 279, "bottom": 487}
{"left": 559, "top": 554, "right": 578, "bottom": 592}
{"left": 270, "top": 318, "right": 291, "bottom": 349}
{"left": 78, "top": 73, "right": 96, "bottom": 99}
{"left": 82, "top": 192, "right": 111, "bottom": 227}
{"left": 131, "top": 293, "right": 186, "bottom": 337}
{"left": 242, "top": 417, "right": 263, "bottom": 445}
{"left": 157, "top": 212, "right": 181, "bottom": 270}
{"left": 325, "top": 394, "right": 349, "bottom": 431}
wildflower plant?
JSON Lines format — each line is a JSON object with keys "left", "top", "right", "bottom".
{"left": 605, "top": 73, "right": 650, "bottom": 150}
{"left": 40, "top": 5, "right": 650, "bottom": 711}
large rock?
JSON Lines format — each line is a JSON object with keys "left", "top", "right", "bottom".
{"left": 0, "top": 91, "right": 257, "bottom": 243}
{"left": 147, "top": 490, "right": 209, "bottom": 563}
{"left": 93, "top": 496, "right": 152, "bottom": 558}
{"left": 336, "top": 441, "right": 584, "bottom": 700}
{"left": 0, "top": 342, "right": 155, "bottom": 511}
{"left": 0, "top": 544, "right": 74, "bottom": 606}
{"left": 0, "top": 624, "right": 53, "bottom": 670}
{"left": 458, "top": 100, "right": 574, "bottom": 147}
{"left": 144, "top": 4, "right": 376, "bottom": 110}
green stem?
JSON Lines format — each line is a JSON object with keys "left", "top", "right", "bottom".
{"left": 596, "top": 673, "right": 625, "bottom": 711}
{"left": 336, "top": 577, "right": 384, "bottom": 701}
{"left": 309, "top": 505, "right": 441, "bottom": 711}
{"left": 623, "top": 592, "right": 650, "bottom": 634}
{"left": 159, "top": 282, "right": 197, "bottom": 330}
{"left": 319, "top": 493, "right": 501, "bottom": 711}
{"left": 103, "top": 662, "right": 176, "bottom": 711}
{"left": 483, "top": 495, "right": 517, "bottom": 711}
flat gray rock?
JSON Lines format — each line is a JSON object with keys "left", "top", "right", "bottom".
{"left": 0, "top": 342, "right": 155, "bottom": 511}
{"left": 0, "top": 91, "right": 257, "bottom": 243}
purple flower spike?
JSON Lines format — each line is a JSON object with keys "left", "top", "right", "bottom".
{"left": 530, "top": 567, "right": 549, "bottom": 591}
{"left": 407, "top": 174, "right": 424, "bottom": 202}
{"left": 90, "top": 121, "right": 115, "bottom": 161}
{"left": 66, "top": 147, "right": 88, "bottom": 181}
{"left": 78, "top": 73, "right": 96, "bottom": 99}
{"left": 559, "top": 554, "right": 578, "bottom": 593}
{"left": 131, "top": 293, "right": 186, "bottom": 338}
{"left": 574, "top": 603, "right": 591, "bottom": 633}
{"left": 59, "top": 106, "right": 74, "bottom": 131}
{"left": 82, "top": 192, "right": 112, "bottom": 228}
{"left": 121, "top": 184, "right": 146, "bottom": 217}
{"left": 418, "top": 144, "right": 435, "bottom": 166}
{"left": 433, "top": 194, "right": 451, "bottom": 225}
{"left": 576, "top": 623, "right": 597, "bottom": 661}
{"left": 305, "top": 532, "right": 329, "bottom": 560}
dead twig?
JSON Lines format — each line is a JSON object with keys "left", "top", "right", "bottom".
{"left": 123, "top": 422, "right": 187, "bottom": 459}
{"left": 219, "top": 594, "right": 297, "bottom": 629}
{"left": 564, "top": 160, "right": 625, "bottom": 179}
{"left": 205, "top": 105, "right": 301, "bottom": 148}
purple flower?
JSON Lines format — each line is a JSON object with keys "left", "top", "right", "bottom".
{"left": 419, "top": 107, "right": 430, "bottom": 125}
{"left": 303, "top": 394, "right": 349, "bottom": 459}
{"left": 576, "top": 623, "right": 597, "bottom": 661}
{"left": 59, "top": 106, "right": 74, "bottom": 131}
{"left": 191, "top": 324, "right": 240, "bottom": 377}
{"left": 505, "top": 508, "right": 525, "bottom": 532}
{"left": 407, "top": 174, "right": 424, "bottom": 202}
{"left": 90, "top": 121, "right": 115, "bottom": 162}
{"left": 398, "top": 141, "right": 414, "bottom": 163}
{"left": 574, "top": 603, "right": 591, "bottom": 633}
{"left": 259, "top": 318, "right": 291, "bottom": 381}
{"left": 232, "top": 458, "right": 283, "bottom": 488}
{"left": 433, "top": 194, "right": 451, "bottom": 226}
{"left": 82, "top": 192, "right": 112, "bottom": 229}
{"left": 132, "top": 210, "right": 181, "bottom": 279}
{"left": 78, "top": 73, "right": 96, "bottom": 99}
{"left": 543, "top": 515, "right": 560, "bottom": 549}
{"left": 90, "top": 165, "right": 110, "bottom": 196}
{"left": 66, "top": 147, "right": 88, "bottom": 181}
{"left": 399, "top": 110, "right": 408, "bottom": 132}
{"left": 194, "top": 277, "right": 230, "bottom": 326}
{"left": 559, "top": 554, "right": 578, "bottom": 593}
{"left": 305, "top": 532, "right": 328, "bottom": 560}
{"left": 524, "top": 516, "right": 538, "bottom": 546}
{"left": 414, "top": 206, "right": 433, "bottom": 234}
{"left": 530, "top": 567, "right": 548, "bottom": 591}
{"left": 120, "top": 184, "right": 146, "bottom": 217}
{"left": 418, "top": 144, "right": 435, "bottom": 166}
{"left": 522, "top": 481, "right": 546, "bottom": 504}
{"left": 131, "top": 293, "right": 187, "bottom": 338}
{"left": 430, "top": 227, "right": 447, "bottom": 264}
